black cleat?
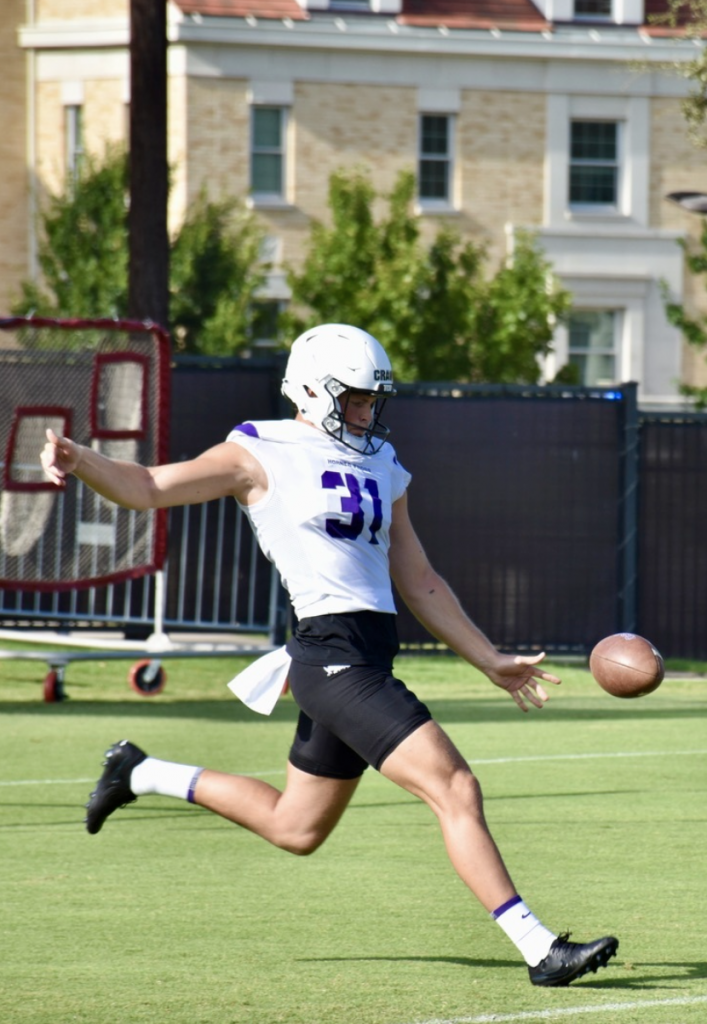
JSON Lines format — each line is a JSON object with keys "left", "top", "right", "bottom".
{"left": 528, "top": 933, "right": 619, "bottom": 987}
{"left": 85, "top": 740, "right": 147, "bottom": 834}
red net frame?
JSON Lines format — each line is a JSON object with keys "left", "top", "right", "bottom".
{"left": 4, "top": 406, "right": 73, "bottom": 492}
{"left": 0, "top": 316, "right": 171, "bottom": 591}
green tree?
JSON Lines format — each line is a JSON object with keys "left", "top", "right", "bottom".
{"left": 647, "top": 1, "right": 707, "bottom": 404}
{"left": 664, "top": 225, "right": 707, "bottom": 407}
{"left": 283, "top": 169, "right": 570, "bottom": 382}
{"left": 468, "top": 232, "right": 572, "bottom": 383}
{"left": 169, "top": 191, "right": 267, "bottom": 354}
{"left": 12, "top": 145, "right": 129, "bottom": 319}
{"left": 12, "top": 147, "right": 267, "bottom": 354}
{"left": 654, "top": 1, "right": 707, "bottom": 147}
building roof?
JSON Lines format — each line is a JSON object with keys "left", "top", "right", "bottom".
{"left": 175, "top": 0, "right": 309, "bottom": 21}
{"left": 399, "top": 0, "right": 548, "bottom": 31}
{"left": 172, "top": 0, "right": 694, "bottom": 34}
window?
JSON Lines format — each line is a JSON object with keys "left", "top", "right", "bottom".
{"left": 574, "top": 0, "right": 612, "bottom": 16}
{"left": 569, "top": 121, "right": 619, "bottom": 206}
{"left": 251, "top": 107, "right": 285, "bottom": 199}
{"left": 568, "top": 310, "right": 618, "bottom": 385}
{"left": 65, "top": 105, "right": 84, "bottom": 181}
{"left": 419, "top": 114, "right": 452, "bottom": 204}
{"left": 251, "top": 300, "right": 284, "bottom": 349}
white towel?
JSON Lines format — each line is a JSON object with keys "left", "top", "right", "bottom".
{"left": 227, "top": 645, "right": 292, "bottom": 715}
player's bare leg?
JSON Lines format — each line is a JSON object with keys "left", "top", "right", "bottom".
{"left": 379, "top": 719, "right": 515, "bottom": 911}
{"left": 380, "top": 719, "right": 618, "bottom": 983}
{"left": 192, "top": 762, "right": 361, "bottom": 855}
{"left": 86, "top": 741, "right": 359, "bottom": 855}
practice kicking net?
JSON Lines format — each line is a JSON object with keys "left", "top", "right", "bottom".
{"left": 0, "top": 316, "right": 170, "bottom": 591}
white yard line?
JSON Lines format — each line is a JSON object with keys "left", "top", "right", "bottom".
{"left": 1, "top": 748, "right": 706, "bottom": 787}
{"left": 470, "top": 749, "right": 707, "bottom": 766}
{"left": 2, "top": 757, "right": 705, "bottom": 1024}
{"left": 0, "top": 769, "right": 287, "bottom": 786}
{"left": 404, "top": 993, "right": 707, "bottom": 1024}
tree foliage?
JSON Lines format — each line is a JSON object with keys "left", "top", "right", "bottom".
{"left": 650, "top": 0, "right": 707, "bottom": 404}
{"left": 664, "top": 223, "right": 707, "bottom": 407}
{"left": 169, "top": 191, "right": 267, "bottom": 354}
{"left": 12, "top": 147, "right": 267, "bottom": 354}
{"left": 282, "top": 169, "right": 571, "bottom": 383}
{"left": 653, "top": 0, "right": 707, "bottom": 147}
{"left": 12, "top": 146, "right": 129, "bottom": 319}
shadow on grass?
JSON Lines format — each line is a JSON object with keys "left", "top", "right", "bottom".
{"left": 297, "top": 954, "right": 707, "bottom": 986}
{"left": 298, "top": 954, "right": 521, "bottom": 970}
{"left": 1, "top": 695, "right": 705, "bottom": 726}
{"left": 0, "top": 698, "right": 292, "bottom": 723}
{"left": 0, "top": 789, "right": 652, "bottom": 831}
{"left": 576, "top": 959, "right": 707, "bottom": 989}
{"left": 0, "top": 804, "right": 212, "bottom": 830}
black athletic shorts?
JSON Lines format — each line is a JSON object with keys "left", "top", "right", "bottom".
{"left": 287, "top": 661, "right": 432, "bottom": 779}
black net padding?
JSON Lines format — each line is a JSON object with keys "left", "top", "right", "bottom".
{"left": 387, "top": 388, "right": 629, "bottom": 651}
{"left": 0, "top": 316, "right": 170, "bottom": 590}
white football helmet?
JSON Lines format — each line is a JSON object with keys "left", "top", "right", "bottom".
{"left": 281, "top": 323, "right": 396, "bottom": 454}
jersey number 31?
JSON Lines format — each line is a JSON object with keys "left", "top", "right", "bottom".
{"left": 322, "top": 471, "right": 383, "bottom": 544}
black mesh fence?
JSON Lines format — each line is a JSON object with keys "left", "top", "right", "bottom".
{"left": 386, "top": 384, "right": 637, "bottom": 652}
{"left": 3, "top": 351, "right": 707, "bottom": 660}
{"left": 165, "top": 357, "right": 286, "bottom": 630}
{"left": 637, "top": 413, "right": 707, "bottom": 659}
{"left": 169, "top": 355, "right": 287, "bottom": 460}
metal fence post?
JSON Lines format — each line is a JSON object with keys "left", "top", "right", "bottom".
{"left": 618, "top": 382, "right": 639, "bottom": 633}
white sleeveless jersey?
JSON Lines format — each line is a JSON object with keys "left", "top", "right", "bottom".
{"left": 227, "top": 419, "right": 411, "bottom": 619}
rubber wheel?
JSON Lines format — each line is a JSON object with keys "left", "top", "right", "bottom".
{"left": 128, "top": 659, "right": 166, "bottom": 696}
{"left": 43, "top": 670, "right": 65, "bottom": 703}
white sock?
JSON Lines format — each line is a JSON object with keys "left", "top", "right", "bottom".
{"left": 130, "top": 757, "right": 204, "bottom": 803}
{"left": 492, "top": 895, "right": 556, "bottom": 967}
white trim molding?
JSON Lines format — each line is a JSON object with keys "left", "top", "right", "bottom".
{"left": 527, "top": 224, "right": 684, "bottom": 402}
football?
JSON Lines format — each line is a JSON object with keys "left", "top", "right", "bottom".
{"left": 589, "top": 633, "right": 664, "bottom": 698}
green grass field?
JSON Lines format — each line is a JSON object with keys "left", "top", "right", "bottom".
{"left": 1, "top": 646, "right": 705, "bottom": 1024}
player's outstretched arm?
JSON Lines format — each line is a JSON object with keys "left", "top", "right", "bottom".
{"left": 389, "top": 493, "right": 560, "bottom": 713}
{"left": 40, "top": 429, "right": 266, "bottom": 510}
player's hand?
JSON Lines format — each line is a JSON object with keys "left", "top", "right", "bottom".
{"left": 486, "top": 652, "right": 561, "bottom": 713}
{"left": 40, "top": 428, "right": 82, "bottom": 487}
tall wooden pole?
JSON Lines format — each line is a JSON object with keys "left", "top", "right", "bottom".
{"left": 128, "top": 0, "right": 169, "bottom": 328}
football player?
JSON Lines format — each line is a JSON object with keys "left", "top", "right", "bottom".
{"left": 41, "top": 323, "right": 617, "bottom": 986}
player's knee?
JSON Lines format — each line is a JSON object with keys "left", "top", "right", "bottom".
{"left": 278, "top": 828, "right": 327, "bottom": 856}
{"left": 444, "top": 765, "right": 485, "bottom": 818}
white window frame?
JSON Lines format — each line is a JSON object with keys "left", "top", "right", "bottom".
{"left": 250, "top": 298, "right": 287, "bottom": 349}
{"left": 61, "top": 82, "right": 85, "bottom": 183}
{"left": 255, "top": 234, "right": 291, "bottom": 322}
{"left": 295, "top": 0, "right": 402, "bottom": 11}
{"left": 329, "top": 0, "right": 372, "bottom": 9}
{"left": 569, "top": 119, "right": 621, "bottom": 215}
{"left": 532, "top": 0, "right": 642, "bottom": 23}
{"left": 566, "top": 308, "right": 622, "bottom": 386}
{"left": 545, "top": 95, "right": 649, "bottom": 227}
{"left": 250, "top": 105, "right": 287, "bottom": 205}
{"left": 65, "top": 105, "right": 84, "bottom": 180}
{"left": 573, "top": 0, "right": 613, "bottom": 19}
{"left": 544, "top": 279, "right": 648, "bottom": 389}
{"left": 417, "top": 113, "right": 455, "bottom": 211}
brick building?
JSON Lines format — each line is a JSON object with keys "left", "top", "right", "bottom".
{"left": 2, "top": 0, "right": 707, "bottom": 403}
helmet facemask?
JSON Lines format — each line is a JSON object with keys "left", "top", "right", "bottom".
{"left": 320, "top": 380, "right": 391, "bottom": 455}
